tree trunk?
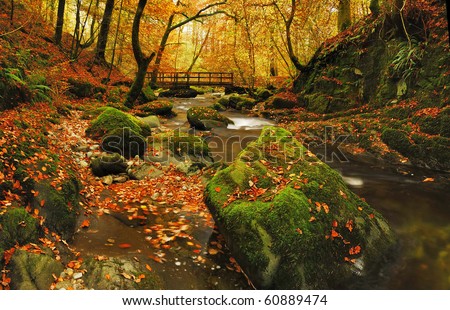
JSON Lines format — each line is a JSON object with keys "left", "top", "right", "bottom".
{"left": 125, "top": 0, "right": 155, "bottom": 107}
{"left": 55, "top": 0, "right": 66, "bottom": 45}
{"left": 369, "top": 0, "right": 380, "bottom": 16}
{"left": 95, "top": 0, "right": 115, "bottom": 62}
{"left": 446, "top": 0, "right": 450, "bottom": 45}
{"left": 338, "top": 0, "right": 351, "bottom": 32}
{"left": 150, "top": 14, "right": 175, "bottom": 86}
{"left": 286, "top": 0, "right": 305, "bottom": 72}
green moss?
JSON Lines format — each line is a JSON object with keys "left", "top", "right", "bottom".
{"left": 32, "top": 178, "right": 80, "bottom": 239}
{"left": 187, "top": 107, "right": 233, "bottom": 130}
{"left": 205, "top": 126, "right": 396, "bottom": 289}
{"left": 381, "top": 128, "right": 412, "bottom": 156}
{"left": 102, "top": 127, "right": 147, "bottom": 158}
{"left": 86, "top": 107, "right": 151, "bottom": 139}
{"left": 151, "top": 130, "right": 209, "bottom": 157}
{"left": 0, "top": 208, "right": 40, "bottom": 249}
{"left": 142, "top": 86, "right": 157, "bottom": 102}
{"left": 210, "top": 102, "right": 226, "bottom": 111}
{"left": 67, "top": 78, "right": 95, "bottom": 98}
{"left": 135, "top": 100, "right": 173, "bottom": 116}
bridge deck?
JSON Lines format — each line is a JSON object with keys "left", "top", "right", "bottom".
{"left": 152, "top": 72, "right": 233, "bottom": 87}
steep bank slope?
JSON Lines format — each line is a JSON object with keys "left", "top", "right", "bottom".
{"left": 289, "top": 0, "right": 449, "bottom": 171}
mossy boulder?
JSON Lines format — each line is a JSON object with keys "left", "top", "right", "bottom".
{"left": 159, "top": 87, "right": 198, "bottom": 98}
{"left": 86, "top": 107, "right": 151, "bottom": 139}
{"left": 142, "top": 85, "right": 157, "bottom": 102}
{"left": 268, "top": 92, "right": 298, "bottom": 109}
{"left": 150, "top": 130, "right": 210, "bottom": 157}
{"left": 31, "top": 177, "right": 81, "bottom": 239}
{"left": 187, "top": 107, "right": 234, "bottom": 130}
{"left": 81, "top": 257, "right": 162, "bottom": 290}
{"left": 102, "top": 127, "right": 147, "bottom": 158}
{"left": 9, "top": 249, "right": 64, "bottom": 290}
{"left": 0, "top": 67, "right": 33, "bottom": 110}
{"left": 139, "top": 115, "right": 161, "bottom": 128}
{"left": 135, "top": 100, "right": 173, "bottom": 116}
{"left": 256, "top": 88, "right": 273, "bottom": 101}
{"left": 0, "top": 208, "right": 40, "bottom": 249}
{"left": 90, "top": 153, "right": 128, "bottom": 177}
{"left": 205, "top": 126, "right": 396, "bottom": 289}
{"left": 67, "top": 78, "right": 105, "bottom": 98}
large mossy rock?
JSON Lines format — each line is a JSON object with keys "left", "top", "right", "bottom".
{"left": 135, "top": 100, "right": 173, "bottom": 116}
{"left": 67, "top": 78, "right": 105, "bottom": 99}
{"left": 86, "top": 107, "right": 151, "bottom": 139}
{"left": 0, "top": 208, "right": 40, "bottom": 249}
{"left": 90, "top": 153, "right": 128, "bottom": 177}
{"left": 102, "top": 127, "right": 147, "bottom": 158}
{"left": 205, "top": 126, "right": 396, "bottom": 289}
{"left": 187, "top": 107, "right": 234, "bottom": 130}
{"left": 81, "top": 257, "right": 162, "bottom": 290}
{"left": 9, "top": 249, "right": 64, "bottom": 290}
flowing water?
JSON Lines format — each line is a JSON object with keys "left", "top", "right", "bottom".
{"left": 73, "top": 97, "right": 450, "bottom": 289}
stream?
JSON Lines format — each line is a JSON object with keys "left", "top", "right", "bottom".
{"left": 73, "top": 96, "right": 450, "bottom": 290}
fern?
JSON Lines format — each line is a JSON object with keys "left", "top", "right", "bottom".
{"left": 391, "top": 40, "right": 424, "bottom": 82}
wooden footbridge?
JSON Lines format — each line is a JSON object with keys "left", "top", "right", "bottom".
{"left": 151, "top": 72, "right": 234, "bottom": 88}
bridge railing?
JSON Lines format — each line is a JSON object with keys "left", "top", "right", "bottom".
{"left": 153, "top": 72, "right": 234, "bottom": 87}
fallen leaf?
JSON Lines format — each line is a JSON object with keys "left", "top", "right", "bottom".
{"left": 331, "top": 229, "right": 340, "bottom": 238}
{"left": 423, "top": 177, "right": 435, "bottom": 183}
{"left": 296, "top": 228, "right": 303, "bottom": 234}
{"left": 145, "top": 264, "right": 152, "bottom": 272}
{"left": 332, "top": 220, "right": 338, "bottom": 228}
{"left": 105, "top": 274, "right": 111, "bottom": 281}
{"left": 118, "top": 243, "right": 132, "bottom": 249}
{"left": 349, "top": 245, "right": 361, "bottom": 255}
{"left": 80, "top": 220, "right": 90, "bottom": 228}
{"left": 345, "top": 219, "right": 354, "bottom": 232}
{"left": 215, "top": 187, "right": 221, "bottom": 192}
{"left": 309, "top": 216, "right": 316, "bottom": 222}
{"left": 208, "top": 248, "right": 219, "bottom": 255}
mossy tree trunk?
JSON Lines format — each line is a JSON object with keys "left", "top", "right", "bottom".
{"left": 338, "top": 0, "right": 351, "bottom": 32}
{"left": 54, "top": 0, "right": 66, "bottom": 45}
{"left": 125, "top": 0, "right": 155, "bottom": 107}
{"left": 95, "top": 0, "right": 115, "bottom": 63}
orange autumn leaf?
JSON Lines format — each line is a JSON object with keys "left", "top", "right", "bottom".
{"left": 145, "top": 264, "right": 152, "bottom": 272}
{"left": 309, "top": 216, "right": 316, "bottom": 222}
{"left": 349, "top": 245, "right": 361, "bottom": 255}
{"left": 331, "top": 229, "right": 339, "bottom": 238}
{"left": 423, "top": 177, "right": 434, "bottom": 183}
{"left": 369, "top": 213, "right": 375, "bottom": 219}
{"left": 105, "top": 274, "right": 111, "bottom": 281}
{"left": 215, "top": 187, "right": 221, "bottom": 192}
{"left": 80, "top": 220, "right": 90, "bottom": 228}
{"left": 13, "top": 180, "right": 21, "bottom": 189}
{"left": 40, "top": 199, "right": 45, "bottom": 207}
{"left": 323, "top": 203, "right": 330, "bottom": 214}
{"left": 345, "top": 219, "right": 354, "bottom": 232}
{"left": 118, "top": 243, "right": 132, "bottom": 249}
{"left": 296, "top": 228, "right": 303, "bottom": 235}
{"left": 33, "top": 209, "right": 39, "bottom": 216}
{"left": 332, "top": 220, "right": 338, "bottom": 228}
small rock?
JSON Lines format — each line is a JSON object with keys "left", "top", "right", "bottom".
{"left": 113, "top": 175, "right": 129, "bottom": 183}
{"left": 87, "top": 151, "right": 94, "bottom": 158}
{"left": 80, "top": 160, "right": 89, "bottom": 168}
{"left": 73, "top": 272, "right": 83, "bottom": 280}
{"left": 75, "top": 145, "right": 90, "bottom": 152}
{"left": 175, "top": 176, "right": 181, "bottom": 181}
{"left": 102, "top": 175, "right": 113, "bottom": 185}
{"left": 66, "top": 268, "right": 74, "bottom": 276}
